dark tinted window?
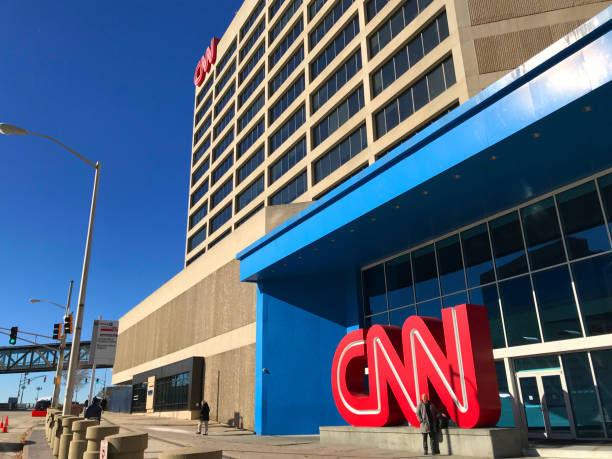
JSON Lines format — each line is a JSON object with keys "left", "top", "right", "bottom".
{"left": 521, "top": 197, "right": 566, "bottom": 269}
{"left": 490, "top": 212, "right": 528, "bottom": 279}
{"left": 412, "top": 244, "right": 439, "bottom": 302}
{"left": 363, "top": 264, "right": 387, "bottom": 315}
{"left": 436, "top": 235, "right": 465, "bottom": 294}
{"left": 498, "top": 275, "right": 541, "bottom": 346}
{"left": 469, "top": 285, "right": 505, "bottom": 348}
{"left": 461, "top": 224, "right": 495, "bottom": 287}
{"left": 385, "top": 253, "right": 414, "bottom": 309}
{"left": 571, "top": 252, "right": 612, "bottom": 336}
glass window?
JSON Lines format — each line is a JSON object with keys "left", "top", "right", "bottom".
{"left": 385, "top": 253, "right": 414, "bottom": 309}
{"left": 436, "top": 235, "right": 466, "bottom": 294}
{"left": 571, "top": 252, "right": 612, "bottom": 336}
{"left": 461, "top": 224, "right": 495, "bottom": 287}
{"left": 408, "top": 35, "right": 424, "bottom": 66}
{"left": 421, "top": 20, "right": 439, "bottom": 54}
{"left": 598, "top": 173, "right": 612, "bottom": 232}
{"left": 591, "top": 349, "right": 612, "bottom": 433}
{"left": 532, "top": 266, "right": 582, "bottom": 341}
{"left": 412, "top": 245, "right": 439, "bottom": 302}
{"left": 417, "top": 298, "right": 442, "bottom": 319}
{"left": 363, "top": 264, "right": 387, "bottom": 315}
{"left": 562, "top": 353, "right": 605, "bottom": 437}
{"left": 269, "top": 170, "right": 307, "bottom": 205}
{"left": 469, "top": 285, "right": 505, "bottom": 348}
{"left": 490, "top": 212, "right": 528, "bottom": 279}
{"left": 427, "top": 64, "right": 445, "bottom": 100}
{"left": 521, "top": 197, "right": 566, "bottom": 270}
{"left": 498, "top": 275, "right": 541, "bottom": 346}
{"left": 514, "top": 355, "right": 560, "bottom": 372}
{"left": 412, "top": 77, "right": 428, "bottom": 111}
{"left": 390, "top": 305, "right": 416, "bottom": 327}
{"left": 495, "top": 361, "right": 515, "bottom": 427}
{"left": 398, "top": 89, "right": 413, "bottom": 120}
{"left": 366, "top": 312, "right": 389, "bottom": 327}
{"left": 557, "top": 181, "right": 610, "bottom": 259}
{"left": 154, "top": 372, "right": 190, "bottom": 411}
{"left": 441, "top": 291, "right": 467, "bottom": 308}
{"left": 443, "top": 56, "right": 456, "bottom": 86}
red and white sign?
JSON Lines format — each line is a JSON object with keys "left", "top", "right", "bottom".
{"left": 99, "top": 440, "right": 108, "bottom": 459}
{"left": 194, "top": 37, "right": 220, "bottom": 86}
{"left": 331, "top": 304, "right": 500, "bottom": 428}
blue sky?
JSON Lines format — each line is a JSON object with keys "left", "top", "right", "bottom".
{"left": 0, "top": 0, "right": 243, "bottom": 404}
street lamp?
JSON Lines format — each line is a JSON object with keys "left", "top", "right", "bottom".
{"left": 30, "top": 280, "right": 74, "bottom": 408}
{"left": 1, "top": 122, "right": 101, "bottom": 415}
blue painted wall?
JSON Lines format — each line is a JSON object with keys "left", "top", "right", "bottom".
{"left": 255, "top": 269, "right": 361, "bottom": 435}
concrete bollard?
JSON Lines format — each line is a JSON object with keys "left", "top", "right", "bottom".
{"left": 58, "top": 417, "right": 80, "bottom": 459}
{"left": 103, "top": 432, "right": 148, "bottom": 459}
{"left": 46, "top": 409, "right": 60, "bottom": 441}
{"left": 158, "top": 447, "right": 223, "bottom": 459}
{"left": 68, "top": 419, "right": 99, "bottom": 459}
{"left": 82, "top": 425, "right": 120, "bottom": 459}
{"left": 52, "top": 416, "right": 78, "bottom": 457}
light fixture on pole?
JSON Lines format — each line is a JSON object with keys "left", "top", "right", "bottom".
{"left": 1, "top": 122, "right": 101, "bottom": 415}
{"left": 30, "top": 280, "right": 74, "bottom": 408}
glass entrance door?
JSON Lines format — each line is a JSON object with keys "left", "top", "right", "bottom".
{"left": 517, "top": 371, "right": 575, "bottom": 439}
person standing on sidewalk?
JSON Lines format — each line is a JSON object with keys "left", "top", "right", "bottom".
{"left": 416, "top": 393, "right": 442, "bottom": 455}
{"left": 197, "top": 400, "right": 210, "bottom": 435}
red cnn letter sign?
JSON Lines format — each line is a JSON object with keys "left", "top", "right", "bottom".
{"left": 194, "top": 38, "right": 220, "bottom": 87}
{"left": 331, "top": 304, "right": 500, "bottom": 428}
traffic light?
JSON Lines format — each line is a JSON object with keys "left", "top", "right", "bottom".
{"left": 52, "top": 323, "right": 62, "bottom": 340}
{"left": 84, "top": 378, "right": 88, "bottom": 383}
{"left": 43, "top": 376, "right": 46, "bottom": 383}
{"left": 9, "top": 327, "right": 17, "bottom": 345}
{"left": 96, "top": 378, "right": 100, "bottom": 384}
{"left": 63, "top": 315, "right": 72, "bottom": 334}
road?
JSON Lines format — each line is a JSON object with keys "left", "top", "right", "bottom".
{"left": 0, "top": 410, "right": 43, "bottom": 458}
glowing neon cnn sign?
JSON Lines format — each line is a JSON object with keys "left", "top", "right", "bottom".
{"left": 331, "top": 304, "right": 500, "bottom": 428}
{"left": 194, "top": 38, "right": 220, "bottom": 87}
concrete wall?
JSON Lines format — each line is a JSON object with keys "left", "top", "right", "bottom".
{"left": 455, "top": 0, "right": 612, "bottom": 95}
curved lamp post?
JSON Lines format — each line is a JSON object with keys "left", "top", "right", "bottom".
{"left": 1, "top": 123, "right": 100, "bottom": 415}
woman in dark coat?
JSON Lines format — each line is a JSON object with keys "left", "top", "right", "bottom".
{"left": 197, "top": 400, "right": 210, "bottom": 435}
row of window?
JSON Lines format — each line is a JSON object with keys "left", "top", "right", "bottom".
{"left": 270, "top": 74, "right": 305, "bottom": 125}
{"left": 212, "top": 153, "right": 234, "bottom": 185}
{"left": 239, "top": 92, "right": 265, "bottom": 131}
{"left": 375, "top": 56, "right": 455, "bottom": 139}
{"left": 270, "top": 0, "right": 302, "bottom": 44}
{"left": 311, "top": 15, "right": 359, "bottom": 79}
{"left": 238, "top": 146, "right": 265, "bottom": 184}
{"left": 238, "top": 119, "right": 265, "bottom": 158}
{"left": 310, "top": 0, "right": 354, "bottom": 50}
{"left": 215, "top": 83, "right": 235, "bottom": 116}
{"left": 240, "top": 0, "right": 265, "bottom": 40}
{"left": 215, "top": 61, "right": 235, "bottom": 97}
{"left": 237, "top": 175, "right": 265, "bottom": 211}
{"left": 213, "top": 129, "right": 234, "bottom": 161}
{"left": 269, "top": 0, "right": 287, "bottom": 21}
{"left": 210, "top": 203, "right": 232, "bottom": 233}
{"left": 191, "top": 156, "right": 210, "bottom": 186}
{"left": 313, "top": 85, "right": 365, "bottom": 147}
{"left": 363, "top": 173, "right": 612, "bottom": 347}
{"left": 240, "top": 20, "right": 265, "bottom": 63}
{"left": 189, "top": 201, "right": 208, "bottom": 230}
{"left": 194, "top": 96, "right": 212, "bottom": 126}
{"left": 270, "top": 137, "right": 307, "bottom": 184}
{"left": 240, "top": 67, "right": 265, "bottom": 107}
{"left": 214, "top": 107, "right": 234, "bottom": 138}
{"left": 240, "top": 43, "right": 265, "bottom": 85}
{"left": 188, "top": 225, "right": 207, "bottom": 251}
{"left": 312, "top": 50, "right": 362, "bottom": 113}
{"left": 309, "top": 0, "right": 327, "bottom": 20}
{"left": 217, "top": 40, "right": 236, "bottom": 75}
{"left": 190, "top": 180, "right": 209, "bottom": 208}
{"left": 270, "top": 45, "right": 304, "bottom": 96}
{"left": 365, "top": 0, "right": 389, "bottom": 22}
{"left": 193, "top": 116, "right": 211, "bottom": 146}
{"left": 270, "top": 18, "right": 304, "bottom": 70}
{"left": 193, "top": 138, "right": 210, "bottom": 165}
{"left": 211, "top": 178, "right": 233, "bottom": 208}
{"left": 196, "top": 77, "right": 213, "bottom": 107}
{"left": 314, "top": 123, "right": 366, "bottom": 183}
{"left": 270, "top": 170, "right": 307, "bottom": 205}
{"left": 270, "top": 105, "right": 306, "bottom": 153}
{"left": 153, "top": 372, "right": 190, "bottom": 411}
{"left": 372, "top": 11, "right": 449, "bottom": 97}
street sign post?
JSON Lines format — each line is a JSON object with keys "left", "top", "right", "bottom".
{"left": 87, "top": 320, "right": 118, "bottom": 403}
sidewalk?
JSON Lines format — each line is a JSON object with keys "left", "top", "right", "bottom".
{"left": 22, "top": 428, "right": 52, "bottom": 459}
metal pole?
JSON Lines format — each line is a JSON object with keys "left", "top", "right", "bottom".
{"left": 52, "top": 280, "right": 73, "bottom": 408}
{"left": 62, "top": 162, "right": 100, "bottom": 415}
{"left": 87, "top": 364, "right": 97, "bottom": 404}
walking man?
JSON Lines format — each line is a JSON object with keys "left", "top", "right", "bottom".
{"left": 416, "top": 393, "right": 442, "bottom": 455}
{"left": 197, "top": 400, "right": 210, "bottom": 435}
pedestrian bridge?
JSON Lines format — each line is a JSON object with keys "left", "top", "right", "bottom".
{"left": 0, "top": 341, "right": 111, "bottom": 373}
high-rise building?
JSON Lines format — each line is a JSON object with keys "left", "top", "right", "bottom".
{"left": 113, "top": 0, "right": 612, "bottom": 443}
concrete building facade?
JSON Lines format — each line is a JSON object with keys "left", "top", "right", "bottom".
{"left": 113, "top": 0, "right": 612, "bottom": 435}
